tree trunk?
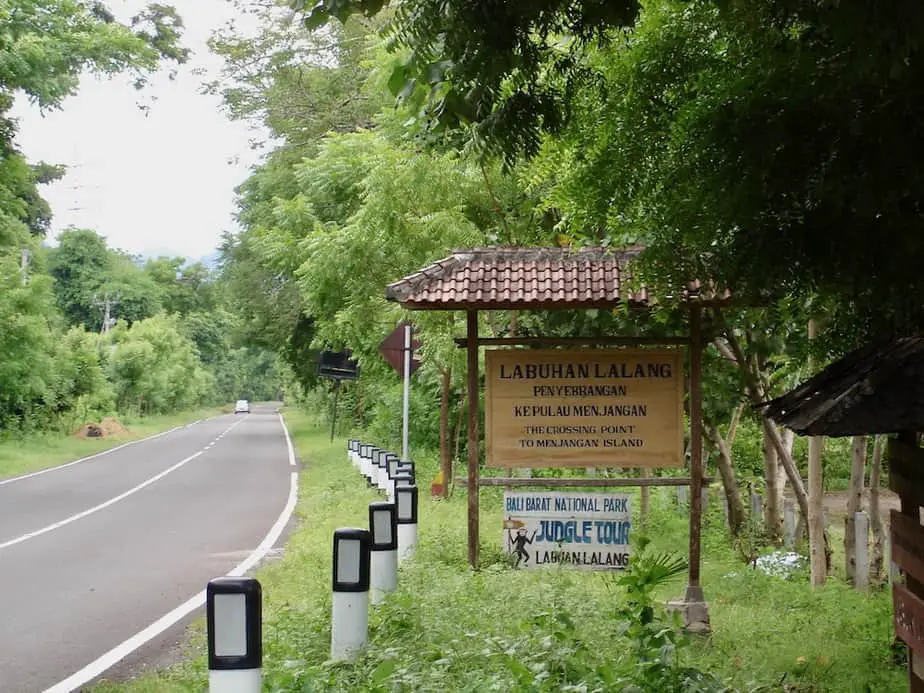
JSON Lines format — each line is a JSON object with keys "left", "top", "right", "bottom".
{"left": 452, "top": 396, "right": 465, "bottom": 472}
{"left": 869, "top": 435, "right": 885, "bottom": 583}
{"left": 716, "top": 330, "right": 811, "bottom": 523}
{"left": 705, "top": 423, "right": 746, "bottom": 535}
{"left": 845, "top": 435, "right": 867, "bottom": 585}
{"left": 762, "top": 425, "right": 783, "bottom": 541}
{"left": 439, "top": 367, "right": 452, "bottom": 498}
{"left": 779, "top": 427, "right": 794, "bottom": 495}
{"left": 761, "top": 417, "right": 810, "bottom": 525}
{"left": 727, "top": 403, "right": 744, "bottom": 447}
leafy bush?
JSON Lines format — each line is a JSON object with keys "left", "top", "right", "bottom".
{"left": 108, "top": 313, "right": 212, "bottom": 414}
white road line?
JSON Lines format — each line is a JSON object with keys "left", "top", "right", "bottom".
{"left": 0, "top": 418, "right": 245, "bottom": 551}
{"left": 44, "top": 416, "right": 301, "bottom": 693}
{"left": 0, "top": 427, "right": 181, "bottom": 488}
{"left": 230, "top": 470, "right": 298, "bottom": 576}
{"left": 279, "top": 413, "right": 297, "bottom": 466}
{"left": 0, "top": 452, "right": 202, "bottom": 551}
{"left": 0, "top": 413, "right": 229, "bottom": 488}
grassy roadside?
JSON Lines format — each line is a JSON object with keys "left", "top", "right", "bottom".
{"left": 92, "top": 410, "right": 904, "bottom": 692}
{"left": 0, "top": 407, "right": 228, "bottom": 480}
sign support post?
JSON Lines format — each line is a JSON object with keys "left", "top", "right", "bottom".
{"left": 666, "top": 302, "right": 711, "bottom": 634}
{"left": 466, "top": 310, "right": 480, "bottom": 569}
{"left": 402, "top": 322, "right": 411, "bottom": 460}
{"left": 330, "top": 380, "right": 341, "bottom": 443}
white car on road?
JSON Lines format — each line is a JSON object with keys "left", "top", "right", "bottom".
{"left": 234, "top": 399, "right": 250, "bottom": 414}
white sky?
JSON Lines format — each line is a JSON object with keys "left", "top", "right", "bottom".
{"left": 12, "top": 0, "right": 268, "bottom": 263}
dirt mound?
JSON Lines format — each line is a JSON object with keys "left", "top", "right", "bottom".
{"left": 74, "top": 418, "right": 130, "bottom": 439}
{"left": 99, "top": 417, "right": 129, "bottom": 436}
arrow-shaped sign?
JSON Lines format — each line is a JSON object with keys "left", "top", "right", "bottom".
{"left": 378, "top": 321, "right": 422, "bottom": 378}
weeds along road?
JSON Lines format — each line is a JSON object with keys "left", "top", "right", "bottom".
{"left": 0, "top": 404, "right": 298, "bottom": 693}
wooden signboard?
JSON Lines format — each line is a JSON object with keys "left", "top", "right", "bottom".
{"left": 895, "top": 583, "right": 924, "bottom": 657}
{"left": 503, "top": 491, "right": 632, "bottom": 570}
{"left": 889, "top": 438, "right": 924, "bottom": 509}
{"left": 891, "top": 510, "right": 924, "bottom": 585}
{"left": 484, "top": 348, "right": 684, "bottom": 468}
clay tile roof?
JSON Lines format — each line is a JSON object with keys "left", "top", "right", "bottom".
{"left": 385, "top": 246, "right": 649, "bottom": 310}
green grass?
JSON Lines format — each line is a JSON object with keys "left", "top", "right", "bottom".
{"left": 0, "top": 407, "right": 227, "bottom": 480}
{"left": 91, "top": 411, "right": 906, "bottom": 692}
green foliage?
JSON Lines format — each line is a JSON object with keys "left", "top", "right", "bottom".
{"left": 299, "top": 0, "right": 640, "bottom": 164}
{"left": 0, "top": 0, "right": 188, "bottom": 107}
{"left": 0, "top": 0, "right": 291, "bottom": 434}
{"left": 49, "top": 327, "right": 116, "bottom": 422}
{"left": 108, "top": 314, "right": 212, "bottom": 415}
{"left": 604, "top": 536, "right": 726, "bottom": 691}
{"left": 48, "top": 228, "right": 111, "bottom": 329}
{"left": 92, "top": 417, "right": 906, "bottom": 693}
{"left": 0, "top": 250, "right": 57, "bottom": 429}
{"left": 207, "top": 6, "right": 383, "bottom": 146}
{"left": 49, "top": 228, "right": 163, "bottom": 330}
{"left": 531, "top": 0, "right": 924, "bottom": 341}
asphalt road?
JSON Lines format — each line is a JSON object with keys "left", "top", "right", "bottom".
{"left": 0, "top": 404, "right": 297, "bottom": 692}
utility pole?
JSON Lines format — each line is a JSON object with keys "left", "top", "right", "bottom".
{"left": 94, "top": 292, "right": 119, "bottom": 335}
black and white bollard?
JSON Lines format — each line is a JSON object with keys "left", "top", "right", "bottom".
{"left": 207, "top": 577, "right": 262, "bottom": 693}
{"left": 386, "top": 453, "right": 400, "bottom": 485}
{"left": 368, "top": 446, "right": 379, "bottom": 486}
{"left": 382, "top": 454, "right": 398, "bottom": 499}
{"left": 361, "top": 446, "right": 374, "bottom": 486}
{"left": 388, "top": 470, "right": 415, "bottom": 503}
{"left": 369, "top": 448, "right": 382, "bottom": 488}
{"left": 349, "top": 440, "right": 359, "bottom": 469}
{"left": 369, "top": 501, "right": 398, "bottom": 605}
{"left": 395, "top": 485, "right": 419, "bottom": 563}
{"left": 357, "top": 444, "right": 367, "bottom": 479}
{"left": 331, "top": 528, "right": 372, "bottom": 662}
{"left": 376, "top": 451, "right": 391, "bottom": 493}
{"left": 375, "top": 450, "right": 390, "bottom": 493}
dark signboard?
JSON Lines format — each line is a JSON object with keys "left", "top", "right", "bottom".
{"left": 894, "top": 583, "right": 924, "bottom": 658}
{"left": 317, "top": 350, "right": 360, "bottom": 381}
{"left": 891, "top": 510, "right": 924, "bottom": 585}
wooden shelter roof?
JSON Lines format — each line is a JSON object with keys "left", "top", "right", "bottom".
{"left": 762, "top": 337, "right": 924, "bottom": 437}
{"left": 385, "top": 246, "right": 725, "bottom": 311}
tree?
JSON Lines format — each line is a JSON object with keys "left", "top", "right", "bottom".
{"left": 531, "top": 0, "right": 924, "bottom": 341}
{"left": 108, "top": 313, "right": 211, "bottom": 414}
{"left": 0, "top": 251, "right": 57, "bottom": 428}
{"left": 145, "top": 257, "right": 215, "bottom": 315}
{"left": 49, "top": 230, "right": 161, "bottom": 331}
{"left": 101, "top": 252, "right": 162, "bottom": 325}
{"left": 1, "top": 0, "right": 188, "bottom": 107}
{"left": 299, "top": 0, "right": 924, "bottom": 342}
{"left": 207, "top": 3, "right": 383, "bottom": 148}
{"left": 299, "top": 0, "right": 639, "bottom": 162}
{"left": 48, "top": 228, "right": 111, "bottom": 329}
{"left": 0, "top": 0, "right": 189, "bottom": 254}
